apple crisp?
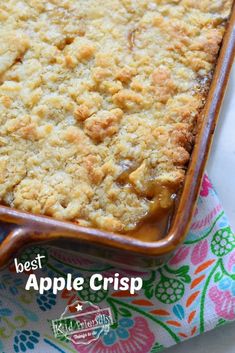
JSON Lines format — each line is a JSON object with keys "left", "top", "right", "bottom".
{"left": 0, "top": 0, "right": 233, "bottom": 233}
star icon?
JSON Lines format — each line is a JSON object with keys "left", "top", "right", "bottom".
{"left": 75, "top": 303, "right": 83, "bottom": 312}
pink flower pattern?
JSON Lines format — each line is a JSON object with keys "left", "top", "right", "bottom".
{"left": 209, "top": 286, "right": 235, "bottom": 320}
{"left": 191, "top": 240, "right": 208, "bottom": 265}
{"left": 200, "top": 174, "right": 212, "bottom": 197}
{"left": 228, "top": 252, "right": 235, "bottom": 273}
{"left": 169, "top": 246, "right": 190, "bottom": 266}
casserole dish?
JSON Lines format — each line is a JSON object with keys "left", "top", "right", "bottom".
{"left": 0, "top": 2, "right": 234, "bottom": 269}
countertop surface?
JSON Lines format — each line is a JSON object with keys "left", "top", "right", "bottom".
{"left": 166, "top": 65, "right": 235, "bottom": 353}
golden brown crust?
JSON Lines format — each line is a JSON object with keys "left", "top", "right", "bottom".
{"left": 84, "top": 109, "right": 123, "bottom": 142}
{"left": 0, "top": 0, "right": 233, "bottom": 232}
{"left": 152, "top": 66, "right": 176, "bottom": 103}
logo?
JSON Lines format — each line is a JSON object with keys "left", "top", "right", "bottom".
{"left": 51, "top": 300, "right": 113, "bottom": 346}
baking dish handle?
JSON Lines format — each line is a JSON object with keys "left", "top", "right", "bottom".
{"left": 0, "top": 227, "right": 28, "bottom": 268}
{"left": 0, "top": 226, "right": 52, "bottom": 268}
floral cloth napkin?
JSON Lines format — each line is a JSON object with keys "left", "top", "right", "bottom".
{"left": 0, "top": 174, "right": 234, "bottom": 353}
